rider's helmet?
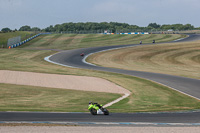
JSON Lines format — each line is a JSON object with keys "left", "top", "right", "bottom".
{"left": 89, "top": 101, "right": 92, "bottom": 105}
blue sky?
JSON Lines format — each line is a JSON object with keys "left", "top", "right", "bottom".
{"left": 1, "top": 0, "right": 200, "bottom": 29}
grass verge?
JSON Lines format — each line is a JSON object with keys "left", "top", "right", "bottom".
{"left": 21, "top": 34, "right": 186, "bottom": 50}
{"left": 0, "top": 33, "right": 199, "bottom": 112}
{"left": 0, "top": 83, "right": 120, "bottom": 112}
{"left": 106, "top": 74, "right": 200, "bottom": 112}
{"left": 0, "top": 31, "right": 35, "bottom": 48}
{"left": 87, "top": 40, "right": 200, "bottom": 79}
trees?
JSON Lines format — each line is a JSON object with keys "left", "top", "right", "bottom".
{"left": 19, "top": 25, "right": 31, "bottom": 31}
{"left": 160, "top": 24, "right": 173, "bottom": 30}
{"left": 160, "top": 24, "right": 195, "bottom": 31}
{"left": 1, "top": 27, "right": 12, "bottom": 32}
{"left": 43, "top": 22, "right": 139, "bottom": 33}
{"left": 44, "top": 25, "right": 54, "bottom": 32}
{"left": 40, "top": 22, "right": 196, "bottom": 33}
{"left": 31, "top": 27, "right": 41, "bottom": 31}
{"left": 1, "top": 22, "right": 197, "bottom": 34}
{"left": 148, "top": 23, "right": 161, "bottom": 29}
{"left": 183, "top": 24, "right": 194, "bottom": 30}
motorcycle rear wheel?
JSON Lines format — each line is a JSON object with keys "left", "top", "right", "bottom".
{"left": 90, "top": 108, "right": 97, "bottom": 115}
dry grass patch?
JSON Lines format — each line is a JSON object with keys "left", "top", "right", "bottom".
{"left": 88, "top": 40, "right": 200, "bottom": 79}
{"left": 21, "top": 34, "right": 185, "bottom": 50}
{"left": 0, "top": 48, "right": 200, "bottom": 112}
{"left": 1, "top": 33, "right": 199, "bottom": 112}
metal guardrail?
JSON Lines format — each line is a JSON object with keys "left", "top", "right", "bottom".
{"left": 8, "top": 33, "right": 51, "bottom": 48}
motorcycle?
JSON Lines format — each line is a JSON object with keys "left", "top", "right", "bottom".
{"left": 80, "top": 53, "right": 84, "bottom": 56}
{"left": 88, "top": 102, "right": 109, "bottom": 115}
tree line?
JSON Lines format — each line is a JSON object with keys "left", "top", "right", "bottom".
{"left": 1, "top": 22, "right": 200, "bottom": 33}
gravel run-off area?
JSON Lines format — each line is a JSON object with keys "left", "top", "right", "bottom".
{"left": 0, "top": 126, "right": 200, "bottom": 133}
{"left": 0, "top": 70, "right": 130, "bottom": 107}
{"left": 1, "top": 70, "right": 199, "bottom": 131}
{"left": 0, "top": 70, "right": 130, "bottom": 94}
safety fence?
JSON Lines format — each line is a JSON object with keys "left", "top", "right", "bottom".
{"left": 7, "top": 36, "right": 21, "bottom": 48}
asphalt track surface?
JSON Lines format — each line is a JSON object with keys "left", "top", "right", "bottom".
{"left": 1, "top": 34, "right": 200, "bottom": 125}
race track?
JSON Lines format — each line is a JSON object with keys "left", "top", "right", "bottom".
{"left": 1, "top": 111, "right": 200, "bottom": 125}
{"left": 1, "top": 34, "right": 200, "bottom": 125}
{"left": 49, "top": 34, "right": 200, "bottom": 100}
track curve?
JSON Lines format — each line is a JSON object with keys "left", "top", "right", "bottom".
{"left": 1, "top": 34, "right": 200, "bottom": 124}
{"left": 49, "top": 34, "right": 200, "bottom": 100}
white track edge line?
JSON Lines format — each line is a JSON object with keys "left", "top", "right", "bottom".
{"left": 44, "top": 36, "right": 199, "bottom": 108}
{"left": 44, "top": 53, "right": 131, "bottom": 108}
{"left": 83, "top": 44, "right": 200, "bottom": 101}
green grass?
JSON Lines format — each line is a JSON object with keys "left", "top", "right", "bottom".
{"left": 107, "top": 75, "right": 200, "bottom": 112}
{"left": 0, "top": 33, "right": 199, "bottom": 112}
{"left": 0, "top": 31, "right": 35, "bottom": 48}
{"left": 87, "top": 40, "right": 200, "bottom": 79}
{"left": 0, "top": 83, "right": 120, "bottom": 112}
{"left": 0, "top": 49, "right": 200, "bottom": 112}
{"left": 21, "top": 34, "right": 186, "bottom": 50}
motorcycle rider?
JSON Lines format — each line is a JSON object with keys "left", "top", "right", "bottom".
{"left": 80, "top": 53, "right": 84, "bottom": 56}
{"left": 88, "top": 101, "right": 109, "bottom": 115}
{"left": 89, "top": 101, "right": 102, "bottom": 109}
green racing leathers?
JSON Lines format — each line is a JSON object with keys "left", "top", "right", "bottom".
{"left": 88, "top": 102, "right": 109, "bottom": 115}
{"left": 88, "top": 103, "right": 102, "bottom": 110}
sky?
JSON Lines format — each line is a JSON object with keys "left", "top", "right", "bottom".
{"left": 0, "top": 0, "right": 200, "bottom": 30}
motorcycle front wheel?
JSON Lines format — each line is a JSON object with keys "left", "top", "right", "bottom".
{"left": 103, "top": 108, "right": 109, "bottom": 115}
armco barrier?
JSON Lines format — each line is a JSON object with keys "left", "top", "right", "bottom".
{"left": 104, "top": 32, "right": 150, "bottom": 35}
{"left": 120, "top": 32, "right": 149, "bottom": 35}
{"left": 10, "top": 33, "right": 51, "bottom": 49}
